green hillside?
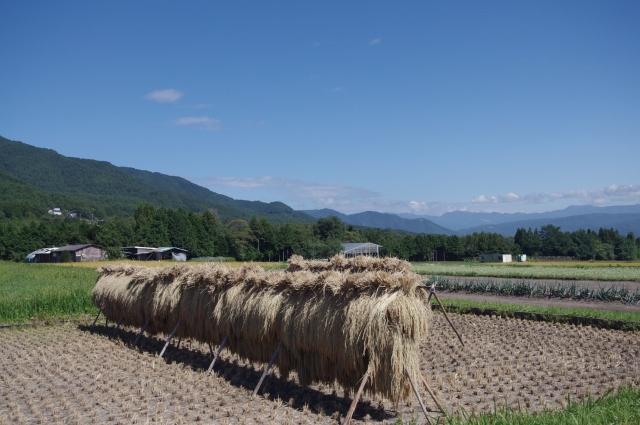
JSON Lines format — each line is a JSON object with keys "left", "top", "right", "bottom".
{"left": 0, "top": 136, "right": 313, "bottom": 224}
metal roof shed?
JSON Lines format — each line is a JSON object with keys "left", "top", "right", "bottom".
{"left": 341, "top": 242, "right": 383, "bottom": 258}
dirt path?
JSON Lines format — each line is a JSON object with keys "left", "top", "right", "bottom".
{"left": 436, "top": 291, "right": 640, "bottom": 313}
{"left": 432, "top": 275, "right": 640, "bottom": 291}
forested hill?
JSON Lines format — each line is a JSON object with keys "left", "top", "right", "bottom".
{"left": 0, "top": 136, "right": 313, "bottom": 224}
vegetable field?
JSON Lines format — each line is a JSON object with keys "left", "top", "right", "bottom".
{"left": 412, "top": 262, "right": 640, "bottom": 281}
{"left": 429, "top": 276, "right": 640, "bottom": 304}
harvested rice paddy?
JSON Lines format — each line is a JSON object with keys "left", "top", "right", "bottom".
{"left": 1, "top": 314, "right": 638, "bottom": 424}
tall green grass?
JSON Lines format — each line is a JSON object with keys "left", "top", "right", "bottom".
{"left": 0, "top": 262, "right": 98, "bottom": 323}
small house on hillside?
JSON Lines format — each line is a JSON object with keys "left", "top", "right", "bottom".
{"left": 479, "top": 253, "right": 512, "bottom": 263}
{"left": 52, "top": 244, "right": 107, "bottom": 262}
{"left": 341, "top": 242, "right": 383, "bottom": 258}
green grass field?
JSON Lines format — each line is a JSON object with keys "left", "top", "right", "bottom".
{"left": 0, "top": 261, "right": 98, "bottom": 323}
{"left": 437, "top": 387, "right": 640, "bottom": 425}
{"left": 412, "top": 262, "right": 640, "bottom": 281}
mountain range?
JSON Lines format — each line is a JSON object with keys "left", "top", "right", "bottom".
{"left": 3, "top": 135, "right": 639, "bottom": 237}
{"left": 398, "top": 204, "right": 640, "bottom": 231}
{"left": 302, "top": 205, "right": 640, "bottom": 237}
{"left": 0, "top": 136, "right": 313, "bottom": 224}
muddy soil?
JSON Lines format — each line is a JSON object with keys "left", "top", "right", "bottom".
{"left": 1, "top": 315, "right": 639, "bottom": 424}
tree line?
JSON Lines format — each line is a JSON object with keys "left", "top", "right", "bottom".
{"left": 1, "top": 204, "right": 639, "bottom": 262}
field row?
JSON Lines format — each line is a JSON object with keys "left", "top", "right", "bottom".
{"left": 412, "top": 263, "right": 640, "bottom": 281}
{"left": 429, "top": 275, "right": 640, "bottom": 304}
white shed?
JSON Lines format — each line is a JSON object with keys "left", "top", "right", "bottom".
{"left": 479, "top": 254, "right": 512, "bottom": 263}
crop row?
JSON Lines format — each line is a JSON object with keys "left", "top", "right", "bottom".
{"left": 412, "top": 263, "right": 640, "bottom": 281}
{"left": 429, "top": 276, "right": 640, "bottom": 304}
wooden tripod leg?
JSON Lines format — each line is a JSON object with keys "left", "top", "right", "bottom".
{"left": 133, "top": 319, "right": 150, "bottom": 347}
{"left": 206, "top": 336, "right": 228, "bottom": 376}
{"left": 158, "top": 322, "right": 180, "bottom": 359}
{"left": 90, "top": 310, "right": 102, "bottom": 328}
{"left": 404, "top": 366, "right": 433, "bottom": 425}
{"left": 253, "top": 341, "right": 282, "bottom": 396}
{"left": 432, "top": 291, "right": 465, "bottom": 347}
{"left": 111, "top": 315, "right": 124, "bottom": 338}
{"left": 343, "top": 371, "right": 370, "bottom": 425}
{"left": 421, "top": 375, "right": 447, "bottom": 415}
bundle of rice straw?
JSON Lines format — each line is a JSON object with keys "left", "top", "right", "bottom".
{"left": 93, "top": 262, "right": 431, "bottom": 403}
{"left": 286, "top": 253, "right": 412, "bottom": 274}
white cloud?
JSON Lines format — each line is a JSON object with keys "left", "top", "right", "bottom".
{"left": 369, "top": 38, "right": 381, "bottom": 45}
{"left": 173, "top": 116, "right": 221, "bottom": 131}
{"left": 191, "top": 176, "right": 640, "bottom": 217}
{"left": 197, "top": 177, "right": 375, "bottom": 205}
{"left": 145, "top": 89, "right": 183, "bottom": 103}
{"left": 194, "top": 176, "right": 470, "bottom": 215}
{"left": 470, "top": 184, "right": 640, "bottom": 206}
{"left": 471, "top": 195, "right": 498, "bottom": 204}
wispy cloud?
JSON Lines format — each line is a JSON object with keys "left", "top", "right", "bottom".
{"left": 195, "top": 177, "right": 377, "bottom": 209}
{"left": 191, "top": 176, "right": 640, "bottom": 217}
{"left": 332, "top": 87, "right": 342, "bottom": 92}
{"left": 471, "top": 184, "right": 640, "bottom": 205}
{"left": 369, "top": 38, "right": 381, "bottom": 45}
{"left": 145, "top": 89, "right": 183, "bottom": 103}
{"left": 193, "top": 176, "right": 468, "bottom": 215}
{"left": 173, "top": 116, "right": 221, "bottom": 131}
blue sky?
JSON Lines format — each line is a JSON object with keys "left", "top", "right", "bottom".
{"left": 1, "top": 1, "right": 639, "bottom": 215}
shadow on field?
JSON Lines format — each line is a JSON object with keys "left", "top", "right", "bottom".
{"left": 80, "top": 323, "right": 393, "bottom": 423}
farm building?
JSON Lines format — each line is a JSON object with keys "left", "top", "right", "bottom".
{"left": 122, "top": 246, "right": 156, "bottom": 260}
{"left": 25, "top": 247, "right": 58, "bottom": 263}
{"left": 340, "top": 242, "right": 383, "bottom": 258}
{"left": 51, "top": 244, "right": 108, "bottom": 262}
{"left": 27, "top": 244, "right": 108, "bottom": 262}
{"left": 479, "top": 253, "right": 512, "bottom": 263}
{"left": 124, "top": 246, "right": 188, "bottom": 261}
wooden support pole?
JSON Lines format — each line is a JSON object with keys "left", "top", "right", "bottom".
{"left": 432, "top": 291, "right": 465, "bottom": 347}
{"left": 404, "top": 366, "right": 433, "bottom": 425}
{"left": 343, "top": 370, "right": 370, "bottom": 425}
{"left": 90, "top": 310, "right": 102, "bottom": 328}
{"left": 421, "top": 375, "right": 447, "bottom": 415}
{"left": 133, "top": 319, "right": 150, "bottom": 347}
{"left": 253, "top": 341, "right": 282, "bottom": 396}
{"left": 206, "top": 336, "right": 228, "bottom": 376}
{"left": 158, "top": 322, "right": 180, "bottom": 359}
{"left": 111, "top": 315, "right": 125, "bottom": 338}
